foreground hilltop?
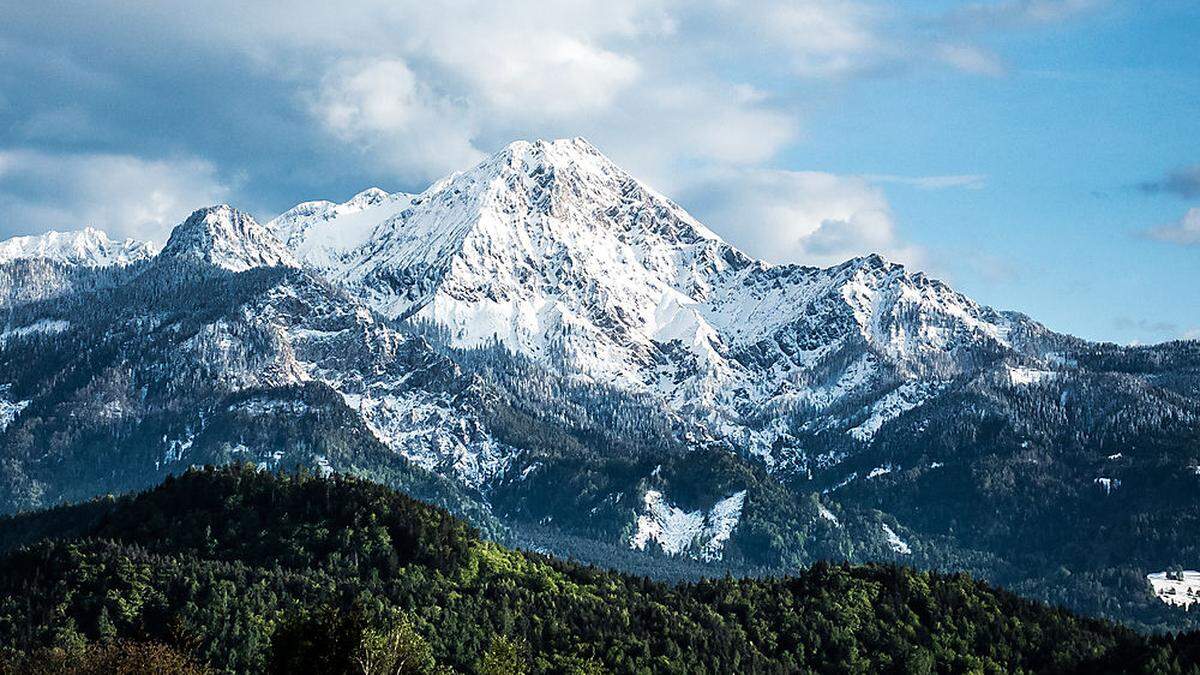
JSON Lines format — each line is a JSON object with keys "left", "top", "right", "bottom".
{"left": 1, "top": 466, "right": 1197, "bottom": 673}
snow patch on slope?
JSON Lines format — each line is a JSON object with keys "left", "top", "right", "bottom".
{"left": 882, "top": 523, "right": 911, "bottom": 555}
{"left": 817, "top": 503, "right": 840, "bottom": 526}
{"left": 0, "top": 384, "right": 30, "bottom": 432}
{"left": 849, "top": 380, "right": 941, "bottom": 441}
{"left": 867, "top": 465, "right": 893, "bottom": 479}
{"left": 1007, "top": 366, "right": 1057, "bottom": 386}
{"left": 0, "top": 319, "right": 70, "bottom": 344}
{"left": 339, "top": 390, "right": 513, "bottom": 490}
{"left": 631, "top": 489, "right": 746, "bottom": 561}
{"left": 1148, "top": 571, "right": 1200, "bottom": 608}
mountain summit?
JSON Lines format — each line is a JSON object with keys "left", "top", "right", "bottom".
{"left": 161, "top": 205, "right": 298, "bottom": 272}
{"left": 269, "top": 138, "right": 1059, "bottom": 464}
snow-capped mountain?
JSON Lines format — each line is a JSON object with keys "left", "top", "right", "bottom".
{"left": 0, "top": 227, "right": 156, "bottom": 267}
{"left": 148, "top": 205, "right": 515, "bottom": 489}
{"left": 0, "top": 204, "right": 518, "bottom": 522}
{"left": 0, "top": 228, "right": 157, "bottom": 312}
{"left": 270, "top": 138, "right": 1064, "bottom": 467}
{"left": 160, "top": 205, "right": 298, "bottom": 272}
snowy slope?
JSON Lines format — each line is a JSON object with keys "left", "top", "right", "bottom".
{"left": 0, "top": 227, "right": 157, "bottom": 267}
{"left": 136, "top": 207, "right": 513, "bottom": 488}
{"left": 267, "top": 187, "right": 414, "bottom": 270}
{"left": 630, "top": 488, "right": 747, "bottom": 561}
{"left": 1148, "top": 571, "right": 1200, "bottom": 608}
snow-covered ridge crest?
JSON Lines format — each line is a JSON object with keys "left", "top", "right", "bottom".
{"left": 0, "top": 227, "right": 157, "bottom": 268}
{"left": 160, "top": 205, "right": 298, "bottom": 272}
{"left": 267, "top": 187, "right": 414, "bottom": 271}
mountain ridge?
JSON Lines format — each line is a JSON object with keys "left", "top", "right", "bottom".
{"left": 261, "top": 137, "right": 1070, "bottom": 468}
{"left": 0, "top": 226, "right": 157, "bottom": 268}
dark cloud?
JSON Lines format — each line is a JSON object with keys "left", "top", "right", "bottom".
{"left": 0, "top": 3, "right": 441, "bottom": 238}
{"left": 1139, "top": 165, "right": 1200, "bottom": 199}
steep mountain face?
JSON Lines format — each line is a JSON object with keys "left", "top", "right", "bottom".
{"left": 2, "top": 140, "right": 1199, "bottom": 632}
{"left": 0, "top": 206, "right": 513, "bottom": 527}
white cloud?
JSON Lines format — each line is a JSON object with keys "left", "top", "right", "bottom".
{"left": 935, "top": 44, "right": 1006, "bottom": 77}
{"left": 403, "top": 3, "right": 647, "bottom": 118}
{"left": 952, "top": 0, "right": 1108, "bottom": 27}
{"left": 865, "top": 173, "right": 988, "bottom": 190}
{"left": 1146, "top": 207, "right": 1200, "bottom": 246}
{"left": 311, "top": 58, "right": 483, "bottom": 182}
{"left": 455, "top": 35, "right": 640, "bottom": 116}
{"left": 748, "top": 0, "right": 887, "bottom": 77}
{"left": 624, "top": 82, "right": 798, "bottom": 168}
{"left": 0, "top": 150, "right": 229, "bottom": 242}
{"left": 685, "top": 169, "right": 924, "bottom": 268}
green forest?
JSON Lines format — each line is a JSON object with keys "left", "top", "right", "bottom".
{"left": 1, "top": 466, "right": 1198, "bottom": 674}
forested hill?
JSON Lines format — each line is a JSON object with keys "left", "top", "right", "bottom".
{"left": 1, "top": 467, "right": 1198, "bottom": 674}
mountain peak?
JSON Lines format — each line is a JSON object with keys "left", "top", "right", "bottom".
{"left": 500, "top": 136, "right": 599, "bottom": 156}
{"left": 161, "top": 205, "right": 298, "bottom": 273}
{"left": 344, "top": 187, "right": 392, "bottom": 209}
{"left": 488, "top": 137, "right": 613, "bottom": 178}
{"left": 0, "top": 227, "right": 157, "bottom": 268}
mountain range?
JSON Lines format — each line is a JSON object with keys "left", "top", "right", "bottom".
{"left": 1, "top": 138, "right": 1198, "bottom": 632}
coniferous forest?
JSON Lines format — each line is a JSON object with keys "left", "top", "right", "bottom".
{"left": 1, "top": 466, "right": 1199, "bottom": 674}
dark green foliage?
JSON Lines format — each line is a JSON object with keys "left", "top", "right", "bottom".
{"left": 1, "top": 467, "right": 1197, "bottom": 673}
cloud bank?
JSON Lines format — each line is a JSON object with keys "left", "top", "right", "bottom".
{"left": 0, "top": 150, "right": 229, "bottom": 242}
{"left": 0, "top": 0, "right": 1107, "bottom": 263}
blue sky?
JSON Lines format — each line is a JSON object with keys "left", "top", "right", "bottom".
{"left": 0, "top": 0, "right": 1196, "bottom": 343}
